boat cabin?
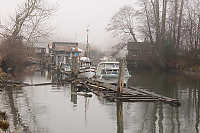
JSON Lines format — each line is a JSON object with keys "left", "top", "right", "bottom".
{"left": 97, "top": 62, "right": 119, "bottom": 69}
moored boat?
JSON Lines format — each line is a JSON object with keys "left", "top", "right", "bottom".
{"left": 78, "top": 57, "right": 96, "bottom": 79}
{"left": 95, "top": 61, "right": 131, "bottom": 86}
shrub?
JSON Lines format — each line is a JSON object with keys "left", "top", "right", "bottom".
{"left": 0, "top": 38, "right": 28, "bottom": 74}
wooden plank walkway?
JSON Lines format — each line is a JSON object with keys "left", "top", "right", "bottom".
{"left": 81, "top": 79, "right": 180, "bottom": 106}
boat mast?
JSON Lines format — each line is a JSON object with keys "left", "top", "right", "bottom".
{"left": 85, "top": 27, "right": 89, "bottom": 57}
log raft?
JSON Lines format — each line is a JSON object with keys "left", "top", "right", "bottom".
{"left": 82, "top": 79, "right": 181, "bottom": 106}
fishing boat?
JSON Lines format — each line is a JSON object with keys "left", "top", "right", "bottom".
{"left": 95, "top": 61, "right": 131, "bottom": 86}
{"left": 78, "top": 57, "right": 96, "bottom": 79}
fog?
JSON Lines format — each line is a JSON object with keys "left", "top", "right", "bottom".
{"left": 0, "top": 0, "right": 137, "bottom": 50}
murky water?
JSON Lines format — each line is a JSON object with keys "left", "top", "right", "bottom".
{"left": 0, "top": 70, "right": 200, "bottom": 133}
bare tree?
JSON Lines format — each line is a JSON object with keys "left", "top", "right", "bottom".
{"left": 0, "top": 0, "right": 56, "bottom": 75}
{"left": 106, "top": 5, "right": 139, "bottom": 42}
{"left": 161, "top": 0, "right": 168, "bottom": 41}
{"left": 154, "top": 0, "right": 160, "bottom": 44}
{"left": 176, "top": 0, "right": 184, "bottom": 47}
{"left": 143, "top": 0, "right": 154, "bottom": 44}
{"left": 0, "top": 0, "right": 55, "bottom": 42}
{"left": 173, "top": 0, "right": 178, "bottom": 43}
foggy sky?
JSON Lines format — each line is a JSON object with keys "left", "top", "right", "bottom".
{"left": 0, "top": 0, "right": 137, "bottom": 50}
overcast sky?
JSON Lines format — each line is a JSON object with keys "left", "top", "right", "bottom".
{"left": 0, "top": 0, "right": 137, "bottom": 49}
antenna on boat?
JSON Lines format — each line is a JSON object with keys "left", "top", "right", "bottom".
{"left": 85, "top": 26, "right": 89, "bottom": 58}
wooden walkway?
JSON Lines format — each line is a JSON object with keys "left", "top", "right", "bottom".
{"left": 80, "top": 79, "right": 180, "bottom": 106}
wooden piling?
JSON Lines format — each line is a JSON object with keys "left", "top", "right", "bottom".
{"left": 117, "top": 58, "right": 125, "bottom": 96}
{"left": 71, "top": 48, "right": 78, "bottom": 79}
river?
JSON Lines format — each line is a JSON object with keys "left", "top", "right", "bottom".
{"left": 0, "top": 70, "right": 199, "bottom": 133}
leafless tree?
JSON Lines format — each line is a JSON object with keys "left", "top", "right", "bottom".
{"left": 106, "top": 5, "right": 140, "bottom": 42}
{"left": 0, "top": 0, "right": 56, "bottom": 75}
{"left": 176, "top": 0, "right": 184, "bottom": 47}
{"left": 0, "top": 0, "right": 55, "bottom": 42}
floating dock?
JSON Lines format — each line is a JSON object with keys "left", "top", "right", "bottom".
{"left": 78, "top": 78, "right": 181, "bottom": 106}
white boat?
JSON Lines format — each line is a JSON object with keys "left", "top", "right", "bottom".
{"left": 96, "top": 61, "right": 131, "bottom": 86}
{"left": 78, "top": 57, "right": 96, "bottom": 79}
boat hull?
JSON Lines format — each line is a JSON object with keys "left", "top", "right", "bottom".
{"left": 96, "top": 75, "right": 130, "bottom": 86}
{"left": 79, "top": 71, "right": 96, "bottom": 79}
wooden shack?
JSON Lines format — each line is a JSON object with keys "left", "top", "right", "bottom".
{"left": 50, "top": 42, "right": 81, "bottom": 66}
{"left": 126, "top": 42, "right": 154, "bottom": 70}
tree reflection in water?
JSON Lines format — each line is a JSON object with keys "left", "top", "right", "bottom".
{"left": 1, "top": 70, "right": 200, "bottom": 133}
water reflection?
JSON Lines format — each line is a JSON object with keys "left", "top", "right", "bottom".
{"left": 195, "top": 89, "right": 200, "bottom": 133}
{"left": 4, "top": 86, "right": 46, "bottom": 133}
{"left": 128, "top": 70, "right": 200, "bottom": 133}
{"left": 116, "top": 101, "right": 123, "bottom": 133}
{"left": 71, "top": 84, "right": 77, "bottom": 106}
{"left": 1, "top": 70, "right": 200, "bottom": 133}
{"left": 158, "top": 103, "right": 163, "bottom": 133}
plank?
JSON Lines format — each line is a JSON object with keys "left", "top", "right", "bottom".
{"left": 128, "top": 86, "right": 179, "bottom": 102}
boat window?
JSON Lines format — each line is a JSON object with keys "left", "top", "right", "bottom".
{"left": 113, "top": 63, "right": 118, "bottom": 68}
{"left": 112, "top": 70, "right": 118, "bottom": 74}
{"left": 105, "top": 69, "right": 118, "bottom": 74}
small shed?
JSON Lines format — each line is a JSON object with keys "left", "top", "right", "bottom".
{"left": 50, "top": 42, "right": 80, "bottom": 66}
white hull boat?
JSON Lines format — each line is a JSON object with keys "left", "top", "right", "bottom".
{"left": 78, "top": 57, "right": 96, "bottom": 79}
{"left": 96, "top": 61, "right": 131, "bottom": 86}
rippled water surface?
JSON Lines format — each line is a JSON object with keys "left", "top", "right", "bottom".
{"left": 1, "top": 71, "right": 200, "bottom": 133}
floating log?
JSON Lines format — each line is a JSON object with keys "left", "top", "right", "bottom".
{"left": 126, "top": 87, "right": 180, "bottom": 106}
{"left": 115, "top": 99, "right": 160, "bottom": 102}
{"left": 32, "top": 82, "right": 53, "bottom": 86}
{"left": 6, "top": 80, "right": 54, "bottom": 87}
{"left": 7, "top": 80, "right": 30, "bottom": 86}
{"left": 71, "top": 92, "right": 92, "bottom": 97}
{"left": 108, "top": 96, "right": 159, "bottom": 100}
{"left": 84, "top": 79, "right": 181, "bottom": 106}
{"left": 128, "top": 86, "right": 180, "bottom": 102}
